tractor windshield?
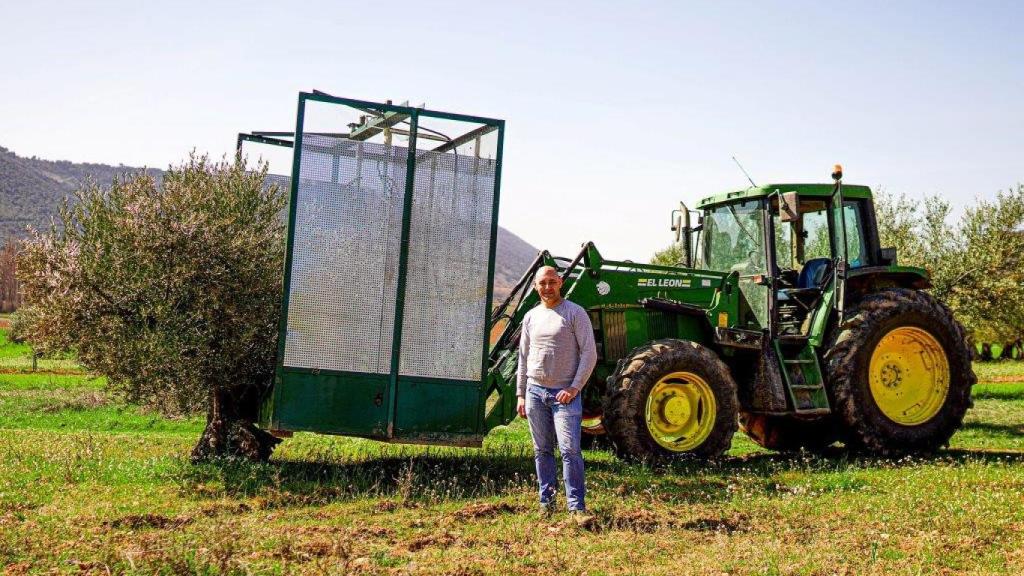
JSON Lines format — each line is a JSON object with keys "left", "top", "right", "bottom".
{"left": 699, "top": 199, "right": 766, "bottom": 274}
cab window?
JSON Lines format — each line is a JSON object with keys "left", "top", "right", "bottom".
{"left": 842, "top": 200, "right": 868, "bottom": 268}
{"left": 700, "top": 200, "right": 766, "bottom": 273}
{"left": 770, "top": 198, "right": 830, "bottom": 268}
{"left": 770, "top": 197, "right": 870, "bottom": 269}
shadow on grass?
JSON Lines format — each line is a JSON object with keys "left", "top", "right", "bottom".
{"left": 959, "top": 421, "right": 1024, "bottom": 438}
{"left": 175, "top": 441, "right": 1024, "bottom": 508}
{"left": 972, "top": 387, "right": 1024, "bottom": 401}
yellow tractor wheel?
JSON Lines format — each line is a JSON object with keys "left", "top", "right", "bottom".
{"left": 603, "top": 339, "right": 738, "bottom": 461}
{"left": 824, "top": 288, "right": 975, "bottom": 456}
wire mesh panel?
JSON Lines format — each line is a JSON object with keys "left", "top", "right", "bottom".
{"left": 264, "top": 92, "right": 504, "bottom": 440}
{"left": 398, "top": 150, "right": 497, "bottom": 381}
{"left": 282, "top": 134, "right": 407, "bottom": 373}
{"left": 265, "top": 173, "right": 292, "bottom": 196}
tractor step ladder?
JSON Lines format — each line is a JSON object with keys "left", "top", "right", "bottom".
{"left": 773, "top": 339, "right": 830, "bottom": 415}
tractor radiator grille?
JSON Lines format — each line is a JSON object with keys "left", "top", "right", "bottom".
{"left": 646, "top": 310, "right": 678, "bottom": 341}
{"left": 602, "top": 310, "right": 628, "bottom": 361}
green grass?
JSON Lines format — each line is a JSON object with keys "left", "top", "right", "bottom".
{"left": 0, "top": 327, "right": 31, "bottom": 359}
{"left": 0, "top": 329, "right": 81, "bottom": 373}
{"left": 975, "top": 361, "right": 1024, "bottom": 380}
{"left": 2, "top": 329, "right": 1024, "bottom": 575}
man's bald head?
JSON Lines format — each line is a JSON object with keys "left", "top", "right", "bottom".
{"left": 534, "top": 266, "right": 563, "bottom": 307}
{"left": 536, "top": 266, "right": 559, "bottom": 279}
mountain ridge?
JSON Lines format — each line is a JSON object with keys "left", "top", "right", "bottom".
{"left": 0, "top": 146, "right": 538, "bottom": 300}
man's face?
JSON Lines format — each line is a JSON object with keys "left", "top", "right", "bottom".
{"left": 535, "top": 269, "right": 563, "bottom": 305}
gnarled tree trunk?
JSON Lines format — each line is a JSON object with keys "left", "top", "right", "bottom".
{"left": 191, "top": 385, "right": 280, "bottom": 462}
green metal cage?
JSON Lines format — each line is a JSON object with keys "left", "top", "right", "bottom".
{"left": 250, "top": 92, "right": 505, "bottom": 446}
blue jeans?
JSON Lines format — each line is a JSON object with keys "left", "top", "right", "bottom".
{"left": 525, "top": 384, "right": 585, "bottom": 512}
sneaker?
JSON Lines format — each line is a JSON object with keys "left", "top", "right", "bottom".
{"left": 568, "top": 509, "right": 596, "bottom": 528}
{"left": 539, "top": 501, "right": 556, "bottom": 520}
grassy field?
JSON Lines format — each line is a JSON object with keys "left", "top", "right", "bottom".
{"left": 1, "top": 329, "right": 1023, "bottom": 575}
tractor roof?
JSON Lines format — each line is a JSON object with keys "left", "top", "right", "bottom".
{"left": 697, "top": 183, "right": 873, "bottom": 209}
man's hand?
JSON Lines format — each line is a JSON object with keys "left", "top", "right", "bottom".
{"left": 517, "top": 397, "right": 526, "bottom": 418}
{"left": 556, "top": 388, "right": 579, "bottom": 404}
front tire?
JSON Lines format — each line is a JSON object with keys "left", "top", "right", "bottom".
{"left": 824, "top": 288, "right": 975, "bottom": 456}
{"left": 603, "top": 339, "right": 738, "bottom": 461}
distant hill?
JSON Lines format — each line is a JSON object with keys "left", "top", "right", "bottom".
{"left": 0, "top": 146, "right": 161, "bottom": 239}
{"left": 0, "top": 146, "right": 538, "bottom": 301}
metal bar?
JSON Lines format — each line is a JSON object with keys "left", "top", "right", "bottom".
{"left": 248, "top": 130, "right": 449, "bottom": 145}
{"left": 239, "top": 133, "right": 295, "bottom": 148}
{"left": 349, "top": 110, "right": 410, "bottom": 141}
{"left": 251, "top": 131, "right": 347, "bottom": 139}
{"left": 559, "top": 245, "right": 589, "bottom": 282}
{"left": 765, "top": 194, "right": 779, "bottom": 337}
{"left": 490, "top": 251, "right": 543, "bottom": 326}
{"left": 302, "top": 92, "right": 503, "bottom": 127}
{"left": 478, "top": 121, "right": 504, "bottom": 433}
{"left": 299, "top": 140, "right": 496, "bottom": 173}
{"left": 433, "top": 124, "right": 497, "bottom": 153}
{"left": 270, "top": 93, "right": 309, "bottom": 429}
{"left": 276, "top": 365, "right": 478, "bottom": 385}
{"left": 385, "top": 110, "right": 420, "bottom": 438}
{"left": 389, "top": 127, "right": 447, "bottom": 142}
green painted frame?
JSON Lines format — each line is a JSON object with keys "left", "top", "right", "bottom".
{"left": 263, "top": 92, "right": 505, "bottom": 444}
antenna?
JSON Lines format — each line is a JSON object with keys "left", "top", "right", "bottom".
{"left": 731, "top": 156, "right": 757, "bottom": 187}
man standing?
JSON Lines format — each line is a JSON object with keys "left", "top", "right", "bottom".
{"left": 516, "top": 266, "right": 598, "bottom": 515}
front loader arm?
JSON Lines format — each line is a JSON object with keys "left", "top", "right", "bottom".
{"left": 483, "top": 243, "right": 739, "bottom": 432}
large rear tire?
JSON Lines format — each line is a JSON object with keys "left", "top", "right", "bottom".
{"left": 823, "top": 288, "right": 975, "bottom": 456}
{"left": 738, "top": 412, "right": 840, "bottom": 453}
{"left": 603, "top": 339, "right": 738, "bottom": 461}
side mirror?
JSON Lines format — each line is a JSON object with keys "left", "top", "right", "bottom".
{"left": 671, "top": 211, "right": 684, "bottom": 243}
{"left": 780, "top": 191, "right": 799, "bottom": 222}
{"left": 879, "top": 247, "right": 897, "bottom": 265}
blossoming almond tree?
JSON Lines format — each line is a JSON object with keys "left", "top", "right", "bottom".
{"left": 18, "top": 154, "right": 286, "bottom": 461}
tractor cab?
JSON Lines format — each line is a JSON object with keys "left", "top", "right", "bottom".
{"left": 669, "top": 169, "right": 890, "bottom": 416}
{"left": 690, "top": 174, "right": 881, "bottom": 340}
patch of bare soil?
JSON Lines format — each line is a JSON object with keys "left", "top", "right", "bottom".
{"left": 250, "top": 489, "right": 319, "bottom": 510}
{"left": 0, "top": 368, "right": 86, "bottom": 376}
{"left": 980, "top": 375, "right": 1024, "bottom": 383}
{"left": 198, "top": 502, "right": 252, "bottom": 517}
{"left": 450, "top": 502, "right": 519, "bottom": 520}
{"left": 103, "top": 513, "right": 192, "bottom": 530}
{"left": 349, "top": 526, "right": 396, "bottom": 541}
{"left": 605, "top": 509, "right": 669, "bottom": 532}
{"left": 405, "top": 531, "right": 458, "bottom": 552}
{"left": 560, "top": 508, "right": 674, "bottom": 534}
{"left": 679, "top": 513, "right": 750, "bottom": 535}
{"left": 4, "top": 562, "right": 31, "bottom": 575}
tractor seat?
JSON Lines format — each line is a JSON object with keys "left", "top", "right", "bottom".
{"left": 797, "top": 257, "right": 832, "bottom": 289}
{"left": 777, "top": 258, "right": 832, "bottom": 309}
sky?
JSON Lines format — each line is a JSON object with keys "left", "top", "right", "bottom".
{"left": 3, "top": 0, "right": 1022, "bottom": 260}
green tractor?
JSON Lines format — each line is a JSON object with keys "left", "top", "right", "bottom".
{"left": 489, "top": 166, "right": 975, "bottom": 459}
{"left": 255, "top": 95, "right": 972, "bottom": 461}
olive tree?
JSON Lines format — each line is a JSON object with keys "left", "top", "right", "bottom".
{"left": 874, "top": 189, "right": 957, "bottom": 301}
{"left": 943, "top": 185, "right": 1024, "bottom": 343}
{"left": 875, "top": 185, "right": 1024, "bottom": 343}
{"left": 17, "top": 155, "right": 286, "bottom": 461}
{"left": 650, "top": 243, "right": 684, "bottom": 266}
